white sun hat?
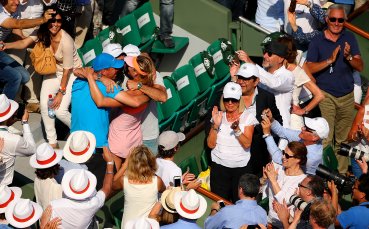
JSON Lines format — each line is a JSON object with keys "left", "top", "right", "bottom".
{"left": 63, "top": 131, "right": 96, "bottom": 164}
{"left": 0, "top": 185, "right": 22, "bottom": 213}
{"left": 174, "top": 189, "right": 207, "bottom": 219}
{"left": 0, "top": 94, "right": 19, "bottom": 123}
{"left": 5, "top": 198, "right": 42, "bottom": 228}
{"left": 102, "top": 43, "right": 124, "bottom": 58}
{"left": 29, "top": 142, "right": 63, "bottom": 169}
{"left": 161, "top": 187, "right": 182, "bottom": 213}
{"left": 158, "top": 131, "right": 185, "bottom": 151}
{"left": 61, "top": 169, "right": 97, "bottom": 200}
{"left": 125, "top": 217, "right": 159, "bottom": 229}
{"left": 122, "top": 44, "right": 141, "bottom": 57}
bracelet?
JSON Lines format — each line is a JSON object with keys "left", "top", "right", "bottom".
{"left": 211, "top": 209, "right": 218, "bottom": 212}
{"left": 234, "top": 129, "right": 242, "bottom": 137}
{"left": 137, "top": 82, "right": 143, "bottom": 90}
{"left": 326, "top": 59, "right": 333, "bottom": 65}
{"left": 107, "top": 161, "right": 114, "bottom": 165}
{"left": 21, "top": 120, "right": 28, "bottom": 125}
{"left": 262, "top": 133, "right": 271, "bottom": 138}
{"left": 106, "top": 171, "right": 114, "bottom": 174}
{"left": 58, "top": 89, "right": 66, "bottom": 95}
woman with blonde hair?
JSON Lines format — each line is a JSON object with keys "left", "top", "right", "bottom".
{"left": 113, "top": 145, "right": 165, "bottom": 229}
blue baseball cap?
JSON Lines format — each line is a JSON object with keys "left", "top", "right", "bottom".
{"left": 92, "top": 53, "right": 124, "bottom": 71}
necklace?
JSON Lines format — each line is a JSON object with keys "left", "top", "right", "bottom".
{"left": 226, "top": 112, "right": 240, "bottom": 122}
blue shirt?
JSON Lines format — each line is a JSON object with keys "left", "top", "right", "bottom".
{"left": 71, "top": 79, "right": 121, "bottom": 147}
{"left": 204, "top": 199, "right": 267, "bottom": 229}
{"left": 306, "top": 30, "right": 360, "bottom": 97}
{"left": 337, "top": 202, "right": 369, "bottom": 228}
{"left": 265, "top": 120, "right": 323, "bottom": 175}
{"left": 161, "top": 219, "right": 201, "bottom": 229}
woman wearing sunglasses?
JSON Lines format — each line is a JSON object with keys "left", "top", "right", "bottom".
{"left": 207, "top": 82, "right": 258, "bottom": 203}
{"left": 3, "top": 6, "right": 82, "bottom": 148}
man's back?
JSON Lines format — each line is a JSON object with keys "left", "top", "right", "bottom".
{"left": 337, "top": 202, "right": 369, "bottom": 228}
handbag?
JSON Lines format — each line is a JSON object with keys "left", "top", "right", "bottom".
{"left": 30, "top": 42, "right": 57, "bottom": 75}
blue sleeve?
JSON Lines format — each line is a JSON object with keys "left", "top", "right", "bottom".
{"left": 97, "top": 82, "right": 122, "bottom": 99}
{"left": 265, "top": 136, "right": 283, "bottom": 164}
{"left": 270, "top": 120, "right": 301, "bottom": 142}
{"left": 337, "top": 209, "right": 353, "bottom": 228}
{"left": 311, "top": 3, "right": 326, "bottom": 24}
{"left": 292, "top": 26, "right": 322, "bottom": 45}
{"left": 306, "top": 37, "right": 320, "bottom": 62}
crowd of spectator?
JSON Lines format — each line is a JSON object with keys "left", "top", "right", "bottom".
{"left": 0, "top": 0, "right": 368, "bottom": 228}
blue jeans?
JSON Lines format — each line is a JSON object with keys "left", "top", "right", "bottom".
{"left": 0, "top": 52, "right": 30, "bottom": 99}
{"left": 119, "top": 0, "right": 174, "bottom": 38}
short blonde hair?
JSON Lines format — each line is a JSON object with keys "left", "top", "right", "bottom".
{"left": 310, "top": 199, "right": 336, "bottom": 227}
{"left": 219, "top": 95, "right": 246, "bottom": 113}
{"left": 136, "top": 55, "right": 155, "bottom": 87}
{"left": 126, "top": 145, "right": 157, "bottom": 182}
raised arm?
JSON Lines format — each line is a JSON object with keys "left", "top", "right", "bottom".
{"left": 0, "top": 9, "right": 54, "bottom": 29}
{"left": 4, "top": 36, "right": 34, "bottom": 50}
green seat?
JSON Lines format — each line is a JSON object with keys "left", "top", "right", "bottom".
{"left": 207, "top": 39, "right": 231, "bottom": 80}
{"left": 113, "top": 209, "right": 123, "bottom": 228}
{"left": 159, "top": 113, "right": 176, "bottom": 132}
{"left": 96, "top": 27, "right": 111, "bottom": 49}
{"left": 171, "top": 101, "right": 195, "bottom": 132}
{"left": 114, "top": 13, "right": 141, "bottom": 47}
{"left": 187, "top": 88, "right": 211, "bottom": 126}
{"left": 200, "top": 149, "right": 210, "bottom": 171}
{"left": 258, "top": 197, "right": 269, "bottom": 212}
{"left": 133, "top": 2, "right": 157, "bottom": 49}
{"left": 179, "top": 155, "right": 200, "bottom": 177}
{"left": 151, "top": 36, "right": 189, "bottom": 54}
{"left": 189, "top": 52, "right": 217, "bottom": 93}
{"left": 323, "top": 145, "right": 339, "bottom": 171}
{"left": 78, "top": 38, "right": 103, "bottom": 66}
{"left": 171, "top": 64, "right": 200, "bottom": 106}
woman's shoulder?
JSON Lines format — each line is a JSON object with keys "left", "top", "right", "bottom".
{"left": 240, "top": 109, "right": 258, "bottom": 125}
{"left": 61, "top": 29, "right": 75, "bottom": 43}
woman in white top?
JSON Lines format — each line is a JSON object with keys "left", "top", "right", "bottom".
{"left": 4, "top": 6, "right": 82, "bottom": 148}
{"left": 278, "top": 36, "right": 324, "bottom": 130}
{"left": 260, "top": 141, "right": 307, "bottom": 228}
{"left": 207, "top": 82, "right": 258, "bottom": 203}
{"left": 113, "top": 145, "right": 165, "bottom": 229}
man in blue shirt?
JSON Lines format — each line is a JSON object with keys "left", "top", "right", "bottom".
{"left": 305, "top": 4, "right": 363, "bottom": 175}
{"left": 261, "top": 108, "right": 329, "bottom": 175}
{"left": 204, "top": 174, "right": 267, "bottom": 229}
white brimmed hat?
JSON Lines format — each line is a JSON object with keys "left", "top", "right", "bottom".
{"left": 0, "top": 94, "right": 19, "bottom": 123}
{"left": 63, "top": 131, "right": 96, "bottom": 164}
{"left": 125, "top": 217, "right": 159, "bottom": 229}
{"left": 161, "top": 187, "right": 181, "bottom": 213}
{"left": 103, "top": 43, "right": 124, "bottom": 58}
{"left": 174, "top": 189, "right": 207, "bottom": 219}
{"left": 0, "top": 185, "right": 22, "bottom": 213}
{"left": 236, "top": 63, "right": 259, "bottom": 79}
{"left": 158, "top": 131, "right": 185, "bottom": 151}
{"left": 30, "top": 143, "right": 63, "bottom": 169}
{"left": 5, "top": 198, "right": 42, "bottom": 228}
{"left": 304, "top": 117, "right": 329, "bottom": 139}
{"left": 61, "top": 169, "right": 97, "bottom": 200}
{"left": 223, "top": 82, "right": 242, "bottom": 99}
{"left": 122, "top": 44, "right": 141, "bottom": 57}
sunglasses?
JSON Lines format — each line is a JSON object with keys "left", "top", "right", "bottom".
{"left": 298, "top": 183, "right": 310, "bottom": 190}
{"left": 282, "top": 150, "right": 296, "bottom": 159}
{"left": 262, "top": 49, "right": 273, "bottom": 57}
{"left": 328, "top": 17, "right": 345, "bottom": 23}
{"left": 223, "top": 98, "right": 240, "bottom": 103}
{"left": 302, "top": 117, "right": 317, "bottom": 134}
{"left": 49, "top": 18, "right": 62, "bottom": 23}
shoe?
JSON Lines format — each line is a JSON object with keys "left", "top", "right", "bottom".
{"left": 26, "top": 103, "right": 40, "bottom": 113}
{"left": 160, "top": 36, "right": 175, "bottom": 48}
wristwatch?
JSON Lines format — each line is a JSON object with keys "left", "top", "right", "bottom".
{"left": 21, "top": 120, "right": 28, "bottom": 125}
{"left": 347, "top": 55, "right": 353, "bottom": 61}
{"left": 137, "top": 82, "right": 143, "bottom": 90}
{"left": 97, "top": 73, "right": 102, "bottom": 81}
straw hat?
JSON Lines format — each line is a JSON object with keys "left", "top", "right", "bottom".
{"left": 0, "top": 94, "right": 18, "bottom": 123}
{"left": 174, "top": 189, "right": 207, "bottom": 219}
{"left": 125, "top": 217, "right": 159, "bottom": 229}
{"left": 0, "top": 185, "right": 22, "bottom": 213}
{"left": 30, "top": 143, "right": 63, "bottom": 169}
{"left": 63, "top": 131, "right": 96, "bottom": 164}
{"left": 161, "top": 187, "right": 182, "bottom": 213}
{"left": 61, "top": 169, "right": 97, "bottom": 200}
{"left": 5, "top": 199, "right": 42, "bottom": 228}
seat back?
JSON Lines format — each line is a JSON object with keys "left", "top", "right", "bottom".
{"left": 78, "top": 38, "right": 103, "bottom": 66}
{"left": 207, "top": 39, "right": 232, "bottom": 80}
{"left": 189, "top": 51, "right": 217, "bottom": 93}
{"left": 133, "top": 2, "right": 157, "bottom": 45}
{"left": 114, "top": 13, "right": 142, "bottom": 47}
{"left": 179, "top": 155, "right": 200, "bottom": 177}
{"left": 323, "top": 145, "right": 339, "bottom": 171}
{"left": 157, "top": 77, "right": 182, "bottom": 120}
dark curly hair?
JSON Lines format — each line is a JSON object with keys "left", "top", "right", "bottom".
{"left": 277, "top": 36, "right": 298, "bottom": 64}
{"left": 37, "top": 5, "right": 63, "bottom": 48}
{"left": 0, "top": 0, "right": 7, "bottom": 6}
{"left": 157, "top": 145, "right": 178, "bottom": 159}
{"left": 35, "top": 164, "right": 60, "bottom": 179}
{"left": 288, "top": 141, "right": 308, "bottom": 166}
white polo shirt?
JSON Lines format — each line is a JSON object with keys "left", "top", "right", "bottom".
{"left": 156, "top": 158, "right": 182, "bottom": 187}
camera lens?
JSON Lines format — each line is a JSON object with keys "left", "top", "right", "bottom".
{"left": 290, "top": 194, "right": 307, "bottom": 211}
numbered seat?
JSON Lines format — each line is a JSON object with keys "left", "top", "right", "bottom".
{"left": 78, "top": 38, "right": 103, "bottom": 66}
{"left": 179, "top": 155, "right": 200, "bottom": 177}
{"left": 133, "top": 2, "right": 157, "bottom": 51}
{"left": 114, "top": 13, "right": 141, "bottom": 47}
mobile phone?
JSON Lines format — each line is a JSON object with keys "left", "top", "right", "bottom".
{"left": 16, "top": 103, "right": 25, "bottom": 120}
{"left": 247, "top": 225, "right": 261, "bottom": 229}
{"left": 217, "top": 200, "right": 225, "bottom": 209}
{"left": 289, "top": 0, "right": 297, "bottom": 13}
{"left": 173, "top": 176, "right": 181, "bottom": 187}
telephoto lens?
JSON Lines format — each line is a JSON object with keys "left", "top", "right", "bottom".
{"left": 316, "top": 164, "right": 355, "bottom": 195}
{"left": 290, "top": 194, "right": 307, "bottom": 211}
{"left": 339, "top": 143, "right": 369, "bottom": 162}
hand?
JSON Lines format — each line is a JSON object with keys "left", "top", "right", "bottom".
{"left": 100, "top": 77, "right": 118, "bottom": 93}
{"left": 344, "top": 42, "right": 351, "bottom": 59}
{"left": 356, "top": 159, "right": 368, "bottom": 174}
{"left": 293, "top": 208, "right": 303, "bottom": 221}
{"left": 262, "top": 108, "right": 273, "bottom": 122}
{"left": 236, "top": 50, "right": 252, "bottom": 63}
{"left": 273, "top": 199, "right": 289, "bottom": 223}
{"left": 52, "top": 92, "right": 63, "bottom": 110}
{"left": 327, "top": 180, "right": 338, "bottom": 195}
{"left": 296, "top": 0, "right": 308, "bottom": 6}
{"left": 0, "top": 41, "right": 5, "bottom": 51}
{"left": 186, "top": 180, "right": 202, "bottom": 190}
{"left": 291, "top": 105, "right": 305, "bottom": 116}
{"left": 231, "top": 120, "right": 240, "bottom": 130}
{"left": 359, "top": 123, "right": 369, "bottom": 142}
{"left": 126, "top": 80, "right": 139, "bottom": 91}
{"left": 43, "top": 9, "right": 56, "bottom": 23}
{"left": 102, "top": 146, "right": 114, "bottom": 163}
{"left": 43, "top": 218, "right": 62, "bottom": 229}
{"left": 230, "top": 63, "right": 240, "bottom": 82}
{"left": 73, "top": 67, "right": 94, "bottom": 79}
{"left": 21, "top": 110, "right": 29, "bottom": 122}
{"left": 287, "top": 11, "right": 298, "bottom": 32}
{"left": 210, "top": 202, "right": 220, "bottom": 211}
{"left": 261, "top": 117, "right": 271, "bottom": 135}
{"left": 240, "top": 224, "right": 267, "bottom": 229}
{"left": 211, "top": 106, "right": 222, "bottom": 127}
{"left": 328, "top": 46, "right": 340, "bottom": 64}
{"left": 182, "top": 170, "right": 196, "bottom": 185}
{"left": 40, "top": 205, "right": 62, "bottom": 229}
{"left": 264, "top": 162, "right": 278, "bottom": 182}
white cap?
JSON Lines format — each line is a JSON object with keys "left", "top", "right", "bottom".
{"left": 102, "top": 43, "right": 123, "bottom": 58}
{"left": 223, "top": 82, "right": 242, "bottom": 99}
{"left": 236, "top": 63, "right": 259, "bottom": 79}
{"left": 304, "top": 117, "right": 329, "bottom": 139}
{"left": 158, "top": 131, "right": 185, "bottom": 150}
{"left": 122, "top": 44, "right": 141, "bottom": 57}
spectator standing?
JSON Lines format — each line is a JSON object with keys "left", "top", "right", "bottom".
{"left": 0, "top": 185, "right": 22, "bottom": 225}
{"left": 255, "top": 0, "right": 284, "bottom": 32}
{"left": 5, "top": 198, "right": 42, "bottom": 228}
{"left": 306, "top": 4, "right": 364, "bottom": 174}
{"left": 204, "top": 173, "right": 267, "bottom": 229}
{"left": 74, "top": 0, "right": 93, "bottom": 49}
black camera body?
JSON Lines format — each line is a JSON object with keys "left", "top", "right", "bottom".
{"left": 339, "top": 143, "right": 369, "bottom": 162}
{"left": 316, "top": 164, "right": 355, "bottom": 195}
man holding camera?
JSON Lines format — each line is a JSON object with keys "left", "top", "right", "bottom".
{"left": 0, "top": 94, "right": 36, "bottom": 185}
{"left": 261, "top": 108, "right": 329, "bottom": 175}
{"left": 204, "top": 173, "right": 267, "bottom": 229}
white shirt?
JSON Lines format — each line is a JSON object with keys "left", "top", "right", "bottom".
{"left": 156, "top": 158, "right": 182, "bottom": 187}
{"left": 0, "top": 5, "right": 20, "bottom": 41}
{"left": 256, "top": 65, "right": 294, "bottom": 128}
{"left": 0, "top": 125, "right": 36, "bottom": 185}
{"left": 34, "top": 177, "right": 62, "bottom": 210}
{"left": 255, "top": 0, "right": 284, "bottom": 32}
{"left": 51, "top": 190, "right": 105, "bottom": 229}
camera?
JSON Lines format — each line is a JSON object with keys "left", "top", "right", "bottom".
{"left": 289, "top": 0, "right": 297, "bottom": 13}
{"left": 339, "top": 143, "right": 369, "bottom": 162}
{"left": 217, "top": 200, "right": 225, "bottom": 209}
{"left": 289, "top": 194, "right": 308, "bottom": 211}
{"left": 173, "top": 176, "right": 181, "bottom": 187}
{"left": 316, "top": 164, "right": 355, "bottom": 195}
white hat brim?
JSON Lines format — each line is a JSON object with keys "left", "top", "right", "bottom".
{"left": 160, "top": 188, "right": 181, "bottom": 214}
{"left": 29, "top": 149, "right": 63, "bottom": 169}
{"left": 5, "top": 200, "right": 42, "bottom": 228}
{"left": 125, "top": 217, "right": 159, "bottom": 229}
{"left": 0, "top": 100, "right": 18, "bottom": 123}
{"left": 61, "top": 169, "right": 97, "bottom": 200}
{"left": 174, "top": 191, "right": 207, "bottom": 219}
{"left": 63, "top": 131, "right": 96, "bottom": 164}
{"left": 0, "top": 187, "right": 22, "bottom": 213}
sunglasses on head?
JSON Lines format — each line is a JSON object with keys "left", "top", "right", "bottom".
{"left": 302, "top": 117, "right": 317, "bottom": 134}
{"left": 282, "top": 150, "right": 296, "bottom": 159}
{"left": 49, "top": 18, "right": 62, "bottom": 23}
{"left": 262, "top": 49, "right": 273, "bottom": 57}
{"left": 223, "top": 98, "right": 240, "bottom": 103}
{"left": 328, "top": 17, "right": 345, "bottom": 23}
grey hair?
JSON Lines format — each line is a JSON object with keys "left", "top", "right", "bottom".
{"left": 326, "top": 4, "right": 347, "bottom": 19}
